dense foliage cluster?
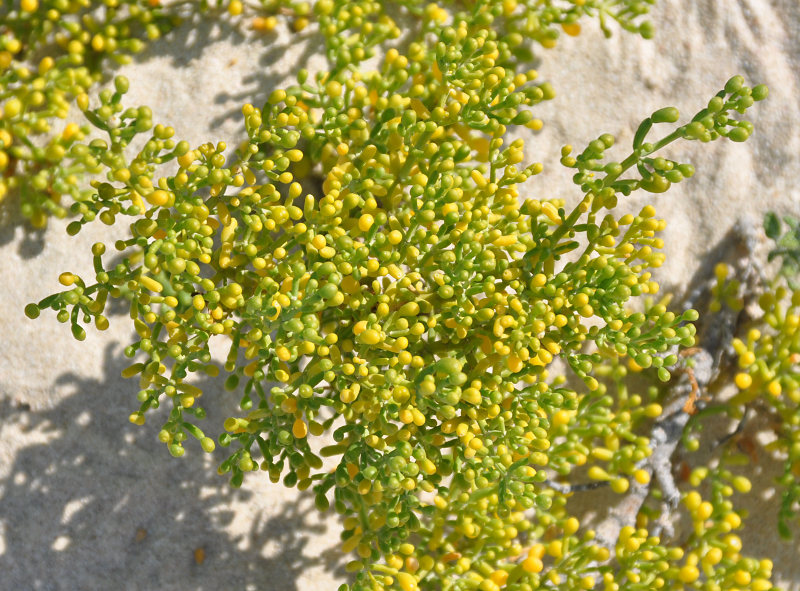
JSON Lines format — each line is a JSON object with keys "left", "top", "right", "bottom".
{"left": 9, "top": 1, "right": 785, "bottom": 590}
{"left": 709, "top": 215, "right": 800, "bottom": 541}
{"left": 0, "top": 0, "right": 655, "bottom": 225}
{"left": 0, "top": 0, "right": 184, "bottom": 225}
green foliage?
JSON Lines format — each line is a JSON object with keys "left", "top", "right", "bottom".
{"left": 764, "top": 213, "right": 800, "bottom": 289}
{"left": 0, "top": 0, "right": 186, "bottom": 225}
{"left": 0, "top": 0, "right": 657, "bottom": 227}
{"left": 14, "top": 0, "right": 782, "bottom": 590}
{"left": 704, "top": 215, "right": 800, "bottom": 541}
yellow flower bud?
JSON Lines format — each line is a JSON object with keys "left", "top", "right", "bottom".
{"left": 735, "top": 372, "right": 753, "bottom": 389}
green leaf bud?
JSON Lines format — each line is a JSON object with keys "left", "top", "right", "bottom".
{"left": 318, "top": 283, "right": 339, "bottom": 300}
{"left": 652, "top": 107, "right": 679, "bottom": 123}
{"left": 752, "top": 84, "right": 769, "bottom": 101}
{"left": 639, "top": 21, "right": 655, "bottom": 39}
{"left": 436, "top": 358, "right": 462, "bottom": 376}
{"left": 315, "top": 494, "right": 330, "bottom": 512}
{"left": 682, "top": 309, "right": 699, "bottom": 322}
{"left": 71, "top": 324, "right": 86, "bottom": 341}
{"left": 725, "top": 75, "right": 745, "bottom": 94}
{"left": 728, "top": 127, "right": 750, "bottom": 142}
{"left": 114, "top": 76, "right": 130, "bottom": 94}
{"left": 708, "top": 96, "right": 725, "bottom": 112}
{"left": 538, "top": 82, "right": 555, "bottom": 100}
{"left": 664, "top": 170, "right": 683, "bottom": 183}
{"left": 640, "top": 174, "right": 670, "bottom": 193}
{"left": 684, "top": 121, "right": 706, "bottom": 139}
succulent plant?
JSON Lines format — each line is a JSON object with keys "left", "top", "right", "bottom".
{"left": 15, "top": 1, "right": 782, "bottom": 590}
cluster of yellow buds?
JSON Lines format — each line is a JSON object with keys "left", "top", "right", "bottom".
{"left": 703, "top": 213, "right": 800, "bottom": 540}
{"left": 20, "top": 0, "right": 775, "bottom": 590}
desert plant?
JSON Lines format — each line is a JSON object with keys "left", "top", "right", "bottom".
{"left": 0, "top": 0, "right": 186, "bottom": 225}
{"left": 0, "top": 0, "right": 652, "bottom": 227}
{"left": 17, "top": 1, "right": 781, "bottom": 590}
{"left": 703, "top": 214, "right": 800, "bottom": 542}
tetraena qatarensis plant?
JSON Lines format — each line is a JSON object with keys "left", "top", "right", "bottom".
{"left": 0, "top": 0, "right": 654, "bottom": 227}
{"left": 18, "top": 0, "right": 778, "bottom": 589}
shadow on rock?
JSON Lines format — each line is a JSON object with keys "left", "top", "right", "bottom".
{"left": 0, "top": 192, "right": 47, "bottom": 260}
{"left": 0, "top": 342, "right": 345, "bottom": 591}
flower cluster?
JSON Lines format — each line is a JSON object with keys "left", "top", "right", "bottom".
{"left": 1, "top": 0, "right": 657, "bottom": 227}
{"left": 0, "top": 0, "right": 189, "bottom": 225}
{"left": 20, "top": 0, "right": 777, "bottom": 590}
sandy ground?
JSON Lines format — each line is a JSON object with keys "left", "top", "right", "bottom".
{"left": 1, "top": 1, "right": 800, "bottom": 589}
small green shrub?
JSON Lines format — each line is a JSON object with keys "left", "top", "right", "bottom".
{"left": 15, "top": 1, "right": 783, "bottom": 590}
